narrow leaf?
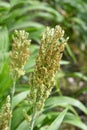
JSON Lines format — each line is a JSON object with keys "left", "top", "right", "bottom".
{"left": 47, "top": 108, "right": 68, "bottom": 130}
{"left": 45, "top": 96, "right": 87, "bottom": 115}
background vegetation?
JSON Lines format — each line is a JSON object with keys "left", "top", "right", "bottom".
{"left": 0, "top": 0, "right": 87, "bottom": 130}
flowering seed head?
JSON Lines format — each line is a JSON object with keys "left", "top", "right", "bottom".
{"left": 28, "top": 25, "right": 68, "bottom": 112}
{"left": 0, "top": 95, "right": 12, "bottom": 130}
{"left": 23, "top": 109, "right": 31, "bottom": 124}
{"left": 10, "top": 30, "right": 31, "bottom": 78}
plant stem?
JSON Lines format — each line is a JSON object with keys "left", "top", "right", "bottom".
{"left": 9, "top": 77, "right": 16, "bottom": 130}
{"left": 29, "top": 107, "right": 37, "bottom": 130}
{"left": 11, "top": 78, "right": 16, "bottom": 107}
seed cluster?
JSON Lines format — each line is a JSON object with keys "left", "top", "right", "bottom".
{"left": 10, "top": 30, "right": 31, "bottom": 78}
{"left": 28, "top": 25, "right": 68, "bottom": 111}
{"left": 0, "top": 96, "right": 12, "bottom": 130}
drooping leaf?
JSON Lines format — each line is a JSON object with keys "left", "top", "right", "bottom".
{"left": 45, "top": 96, "right": 87, "bottom": 114}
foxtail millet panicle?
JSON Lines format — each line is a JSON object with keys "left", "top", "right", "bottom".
{"left": 0, "top": 95, "right": 12, "bottom": 130}
{"left": 28, "top": 25, "right": 68, "bottom": 112}
{"left": 10, "top": 30, "right": 31, "bottom": 78}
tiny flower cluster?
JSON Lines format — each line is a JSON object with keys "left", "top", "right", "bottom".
{"left": 0, "top": 96, "right": 12, "bottom": 130}
{"left": 10, "top": 30, "right": 31, "bottom": 78}
{"left": 28, "top": 25, "right": 68, "bottom": 111}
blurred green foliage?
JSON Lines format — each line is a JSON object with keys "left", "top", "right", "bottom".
{"left": 0, "top": 0, "right": 87, "bottom": 130}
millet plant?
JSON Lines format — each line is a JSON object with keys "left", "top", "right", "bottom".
{"left": 0, "top": 25, "right": 67, "bottom": 130}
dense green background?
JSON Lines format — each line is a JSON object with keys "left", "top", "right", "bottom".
{"left": 0, "top": 0, "right": 87, "bottom": 130}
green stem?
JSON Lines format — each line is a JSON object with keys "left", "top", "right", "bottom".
{"left": 11, "top": 78, "right": 16, "bottom": 107}
{"left": 29, "top": 107, "right": 37, "bottom": 130}
{"left": 9, "top": 77, "right": 16, "bottom": 130}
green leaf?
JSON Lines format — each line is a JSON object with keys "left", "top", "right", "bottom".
{"left": 66, "top": 72, "right": 87, "bottom": 81}
{"left": 66, "top": 44, "right": 77, "bottom": 63}
{"left": 9, "top": 21, "right": 44, "bottom": 31}
{"left": 0, "top": 61, "right": 11, "bottom": 100}
{"left": 36, "top": 112, "right": 87, "bottom": 130}
{"left": 0, "top": 1, "right": 10, "bottom": 9}
{"left": 0, "top": 27, "right": 9, "bottom": 72}
{"left": 12, "top": 107, "right": 25, "bottom": 130}
{"left": 47, "top": 108, "right": 68, "bottom": 130}
{"left": 0, "top": 27, "right": 9, "bottom": 51}
{"left": 16, "top": 120, "right": 29, "bottom": 130}
{"left": 12, "top": 91, "right": 29, "bottom": 108}
{"left": 64, "top": 112, "right": 87, "bottom": 130}
{"left": 45, "top": 96, "right": 87, "bottom": 115}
